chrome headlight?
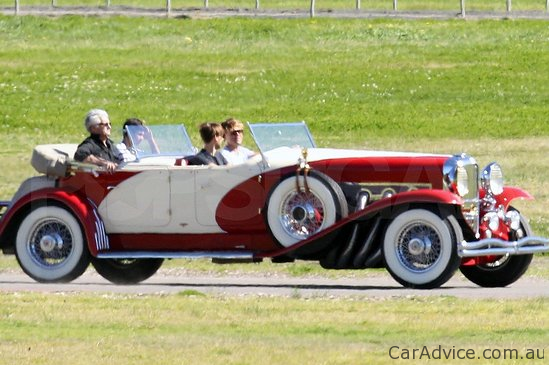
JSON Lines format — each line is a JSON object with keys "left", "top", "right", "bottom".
{"left": 481, "top": 162, "right": 504, "bottom": 196}
{"left": 443, "top": 153, "right": 478, "bottom": 199}
{"left": 456, "top": 165, "right": 469, "bottom": 196}
{"left": 443, "top": 154, "right": 480, "bottom": 236}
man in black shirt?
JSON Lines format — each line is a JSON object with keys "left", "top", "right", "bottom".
{"left": 74, "top": 109, "right": 122, "bottom": 172}
{"left": 185, "top": 122, "right": 227, "bottom": 166}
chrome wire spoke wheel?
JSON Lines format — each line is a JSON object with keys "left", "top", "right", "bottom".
{"left": 482, "top": 254, "right": 510, "bottom": 268}
{"left": 383, "top": 209, "right": 459, "bottom": 289}
{"left": 395, "top": 221, "right": 442, "bottom": 272}
{"left": 279, "top": 190, "right": 325, "bottom": 240}
{"left": 266, "top": 171, "right": 347, "bottom": 248}
{"left": 28, "top": 218, "right": 75, "bottom": 268}
{"left": 16, "top": 206, "right": 89, "bottom": 283}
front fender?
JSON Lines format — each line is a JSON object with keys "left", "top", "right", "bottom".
{"left": 0, "top": 188, "right": 109, "bottom": 257}
{"left": 259, "top": 189, "right": 464, "bottom": 258}
{"left": 493, "top": 186, "right": 533, "bottom": 209}
{"left": 366, "top": 189, "right": 464, "bottom": 216}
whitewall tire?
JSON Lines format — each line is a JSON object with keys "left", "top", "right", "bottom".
{"left": 266, "top": 171, "right": 348, "bottom": 247}
{"left": 383, "top": 208, "right": 460, "bottom": 289}
{"left": 15, "top": 206, "right": 90, "bottom": 283}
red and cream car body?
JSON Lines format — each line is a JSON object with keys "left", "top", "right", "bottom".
{"left": 0, "top": 122, "right": 547, "bottom": 288}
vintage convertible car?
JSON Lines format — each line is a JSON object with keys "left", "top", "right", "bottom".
{"left": 0, "top": 122, "right": 548, "bottom": 289}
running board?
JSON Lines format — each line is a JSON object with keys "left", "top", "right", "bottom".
{"left": 96, "top": 251, "right": 255, "bottom": 260}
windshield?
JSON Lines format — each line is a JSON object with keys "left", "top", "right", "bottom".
{"left": 248, "top": 122, "right": 316, "bottom": 153}
{"left": 126, "top": 124, "right": 195, "bottom": 160}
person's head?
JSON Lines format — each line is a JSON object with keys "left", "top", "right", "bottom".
{"left": 84, "top": 109, "right": 111, "bottom": 139}
{"left": 122, "top": 118, "right": 145, "bottom": 147}
{"left": 222, "top": 118, "right": 244, "bottom": 149}
{"left": 199, "top": 122, "right": 224, "bottom": 149}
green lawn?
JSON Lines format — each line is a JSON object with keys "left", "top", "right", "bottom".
{"left": 1, "top": 14, "right": 549, "bottom": 364}
{"left": 0, "top": 292, "right": 548, "bottom": 365}
{"left": 1, "top": 15, "right": 548, "bottom": 234}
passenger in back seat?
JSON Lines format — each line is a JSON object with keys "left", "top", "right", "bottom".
{"left": 220, "top": 118, "right": 256, "bottom": 164}
{"left": 185, "top": 122, "right": 228, "bottom": 166}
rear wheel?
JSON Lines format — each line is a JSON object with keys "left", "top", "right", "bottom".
{"left": 266, "top": 171, "right": 348, "bottom": 247}
{"left": 15, "top": 206, "right": 90, "bottom": 283}
{"left": 383, "top": 208, "right": 461, "bottom": 289}
{"left": 460, "top": 208, "right": 533, "bottom": 287}
{"left": 92, "top": 258, "right": 164, "bottom": 284}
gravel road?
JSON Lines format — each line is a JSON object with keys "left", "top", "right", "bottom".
{"left": 2, "top": 269, "right": 549, "bottom": 299}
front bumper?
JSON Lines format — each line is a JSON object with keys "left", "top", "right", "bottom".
{"left": 458, "top": 236, "right": 549, "bottom": 257}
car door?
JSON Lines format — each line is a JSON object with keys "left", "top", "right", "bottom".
{"left": 193, "top": 162, "right": 263, "bottom": 229}
{"left": 98, "top": 168, "right": 171, "bottom": 233}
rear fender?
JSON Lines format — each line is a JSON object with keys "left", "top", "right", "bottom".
{"left": 0, "top": 188, "right": 108, "bottom": 256}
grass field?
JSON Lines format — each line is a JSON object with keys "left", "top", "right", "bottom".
{"left": 0, "top": 292, "right": 548, "bottom": 365}
{"left": 1, "top": 15, "right": 548, "bottom": 234}
{"left": 1, "top": 14, "right": 549, "bottom": 364}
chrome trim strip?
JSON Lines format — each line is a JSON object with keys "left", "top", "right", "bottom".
{"left": 96, "top": 251, "right": 254, "bottom": 260}
{"left": 458, "top": 236, "right": 549, "bottom": 257}
{"left": 88, "top": 199, "right": 110, "bottom": 251}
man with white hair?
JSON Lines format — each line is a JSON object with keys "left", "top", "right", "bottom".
{"left": 74, "top": 108, "right": 122, "bottom": 172}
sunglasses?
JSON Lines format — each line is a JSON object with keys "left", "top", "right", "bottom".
{"left": 231, "top": 129, "right": 244, "bottom": 136}
{"left": 96, "top": 122, "right": 111, "bottom": 128}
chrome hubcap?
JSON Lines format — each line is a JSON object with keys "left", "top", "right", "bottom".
{"left": 407, "top": 237, "right": 432, "bottom": 256}
{"left": 397, "top": 221, "right": 441, "bottom": 272}
{"left": 291, "top": 204, "right": 315, "bottom": 223}
{"left": 29, "top": 219, "right": 73, "bottom": 268}
{"left": 280, "top": 191, "right": 324, "bottom": 240}
{"left": 39, "top": 233, "right": 64, "bottom": 253}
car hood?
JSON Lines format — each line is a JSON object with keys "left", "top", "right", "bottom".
{"left": 262, "top": 147, "right": 451, "bottom": 170}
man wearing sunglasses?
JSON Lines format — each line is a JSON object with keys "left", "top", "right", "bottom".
{"left": 219, "top": 118, "right": 256, "bottom": 165}
{"left": 74, "top": 108, "right": 122, "bottom": 172}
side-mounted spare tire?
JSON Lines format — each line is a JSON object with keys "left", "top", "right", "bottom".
{"left": 15, "top": 206, "right": 90, "bottom": 283}
{"left": 265, "top": 170, "right": 348, "bottom": 247}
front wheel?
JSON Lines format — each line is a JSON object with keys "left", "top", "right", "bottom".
{"left": 15, "top": 206, "right": 90, "bottom": 283}
{"left": 92, "top": 258, "right": 164, "bottom": 284}
{"left": 383, "top": 208, "right": 461, "bottom": 289}
{"left": 460, "top": 208, "right": 533, "bottom": 287}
